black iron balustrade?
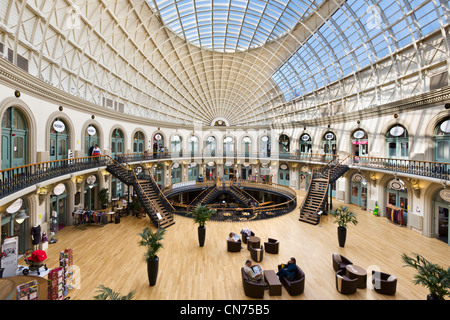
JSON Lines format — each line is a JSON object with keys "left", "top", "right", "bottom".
{"left": 0, "top": 156, "right": 110, "bottom": 199}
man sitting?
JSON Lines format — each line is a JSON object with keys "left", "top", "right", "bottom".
{"left": 277, "top": 257, "right": 297, "bottom": 281}
{"left": 243, "top": 259, "right": 263, "bottom": 282}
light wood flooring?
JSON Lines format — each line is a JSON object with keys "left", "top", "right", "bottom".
{"left": 24, "top": 190, "right": 450, "bottom": 300}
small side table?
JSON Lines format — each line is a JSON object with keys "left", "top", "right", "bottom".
{"left": 346, "top": 264, "right": 367, "bottom": 289}
{"left": 247, "top": 236, "right": 260, "bottom": 251}
{"left": 264, "top": 270, "right": 282, "bottom": 296}
{"left": 107, "top": 212, "right": 115, "bottom": 224}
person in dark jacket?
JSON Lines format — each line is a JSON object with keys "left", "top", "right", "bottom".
{"left": 277, "top": 257, "right": 297, "bottom": 281}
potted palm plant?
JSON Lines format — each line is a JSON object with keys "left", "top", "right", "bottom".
{"left": 187, "top": 204, "right": 216, "bottom": 247}
{"left": 138, "top": 227, "right": 166, "bottom": 286}
{"left": 402, "top": 253, "right": 450, "bottom": 300}
{"left": 329, "top": 206, "right": 358, "bottom": 247}
{"left": 93, "top": 284, "right": 135, "bottom": 300}
{"left": 98, "top": 188, "right": 109, "bottom": 209}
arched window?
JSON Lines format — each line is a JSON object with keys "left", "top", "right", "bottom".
{"left": 133, "top": 131, "right": 145, "bottom": 153}
{"left": 171, "top": 162, "right": 182, "bottom": 184}
{"left": 1, "top": 107, "right": 28, "bottom": 169}
{"left": 50, "top": 119, "right": 69, "bottom": 161}
{"left": 171, "top": 135, "right": 182, "bottom": 157}
{"left": 386, "top": 125, "right": 408, "bottom": 159}
{"left": 434, "top": 118, "right": 450, "bottom": 163}
{"left": 153, "top": 133, "right": 164, "bottom": 158}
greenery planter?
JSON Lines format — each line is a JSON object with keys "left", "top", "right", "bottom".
{"left": 198, "top": 226, "right": 206, "bottom": 247}
{"left": 337, "top": 226, "right": 347, "bottom": 247}
{"left": 147, "top": 256, "right": 159, "bottom": 286}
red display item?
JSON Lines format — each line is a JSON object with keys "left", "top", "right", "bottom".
{"left": 27, "top": 250, "right": 47, "bottom": 262}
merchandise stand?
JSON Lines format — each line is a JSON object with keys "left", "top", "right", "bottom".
{"left": 73, "top": 209, "right": 107, "bottom": 229}
{"left": 47, "top": 248, "right": 73, "bottom": 300}
{"left": 386, "top": 204, "right": 406, "bottom": 226}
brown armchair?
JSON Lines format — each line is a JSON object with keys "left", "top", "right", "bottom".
{"left": 372, "top": 270, "right": 397, "bottom": 295}
{"left": 241, "top": 231, "right": 255, "bottom": 244}
{"left": 227, "top": 239, "right": 242, "bottom": 252}
{"left": 241, "top": 267, "right": 265, "bottom": 298}
{"left": 264, "top": 238, "right": 279, "bottom": 254}
{"left": 277, "top": 264, "right": 305, "bottom": 296}
{"left": 249, "top": 245, "right": 264, "bottom": 262}
{"left": 332, "top": 253, "right": 353, "bottom": 272}
{"left": 335, "top": 270, "right": 358, "bottom": 294}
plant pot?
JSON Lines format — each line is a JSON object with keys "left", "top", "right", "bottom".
{"left": 0, "top": 268, "right": 4, "bottom": 278}
{"left": 427, "top": 293, "right": 439, "bottom": 300}
{"left": 198, "top": 226, "right": 206, "bottom": 247}
{"left": 147, "top": 256, "right": 159, "bottom": 286}
{"left": 337, "top": 226, "right": 347, "bottom": 247}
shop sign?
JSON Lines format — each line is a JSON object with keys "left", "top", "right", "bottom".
{"left": 53, "top": 183, "right": 66, "bottom": 195}
{"left": 172, "top": 162, "right": 180, "bottom": 168}
{"left": 280, "top": 164, "right": 288, "bottom": 170}
{"left": 225, "top": 161, "right": 233, "bottom": 167}
{"left": 207, "top": 161, "right": 215, "bottom": 167}
{"left": 439, "top": 189, "right": 450, "bottom": 202}
{"left": 440, "top": 120, "right": 450, "bottom": 133}
{"left": 389, "top": 179, "right": 405, "bottom": 191}
{"left": 53, "top": 120, "right": 65, "bottom": 132}
{"left": 352, "top": 173, "right": 364, "bottom": 182}
{"left": 301, "top": 134, "right": 310, "bottom": 141}
{"left": 86, "top": 175, "right": 96, "bottom": 185}
{"left": 261, "top": 136, "right": 269, "bottom": 142}
{"left": 389, "top": 126, "right": 404, "bottom": 137}
{"left": 6, "top": 198, "right": 23, "bottom": 214}
{"left": 353, "top": 130, "right": 365, "bottom": 139}
{"left": 190, "top": 162, "right": 197, "bottom": 167}
{"left": 87, "top": 126, "right": 96, "bottom": 136}
{"left": 325, "top": 132, "right": 334, "bottom": 140}
{"left": 154, "top": 133, "right": 162, "bottom": 141}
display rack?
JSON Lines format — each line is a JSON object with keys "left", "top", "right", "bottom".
{"left": 16, "top": 279, "right": 39, "bottom": 300}
{"left": 47, "top": 267, "right": 64, "bottom": 300}
{"left": 60, "top": 249, "right": 73, "bottom": 296}
{"left": 386, "top": 204, "right": 406, "bottom": 226}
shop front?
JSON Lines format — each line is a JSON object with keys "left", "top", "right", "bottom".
{"left": 1, "top": 198, "right": 28, "bottom": 254}
{"left": 278, "top": 163, "right": 290, "bottom": 186}
{"left": 50, "top": 183, "right": 69, "bottom": 235}
{"left": 386, "top": 178, "right": 408, "bottom": 226}
{"left": 350, "top": 173, "right": 367, "bottom": 210}
{"left": 434, "top": 189, "right": 449, "bottom": 245}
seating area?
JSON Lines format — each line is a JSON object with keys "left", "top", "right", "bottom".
{"left": 332, "top": 253, "right": 397, "bottom": 295}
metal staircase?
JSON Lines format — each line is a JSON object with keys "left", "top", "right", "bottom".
{"left": 299, "top": 157, "right": 350, "bottom": 225}
{"left": 106, "top": 157, "right": 175, "bottom": 228}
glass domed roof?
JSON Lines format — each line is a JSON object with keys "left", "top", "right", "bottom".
{"left": 148, "top": 0, "right": 324, "bottom": 53}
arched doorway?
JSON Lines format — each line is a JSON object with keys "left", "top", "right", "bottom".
{"left": 205, "top": 161, "right": 216, "bottom": 180}
{"left": 260, "top": 135, "right": 271, "bottom": 158}
{"left": 278, "top": 163, "right": 290, "bottom": 186}
{"left": 153, "top": 164, "right": 164, "bottom": 186}
{"left": 386, "top": 178, "right": 408, "bottom": 226}
{"left": 85, "top": 125, "right": 100, "bottom": 157}
{"left": 50, "top": 183, "right": 69, "bottom": 234}
{"left": 434, "top": 118, "right": 450, "bottom": 163}
{"left": 189, "top": 136, "right": 199, "bottom": 157}
{"left": 350, "top": 172, "right": 368, "bottom": 210}
{"left": 111, "top": 128, "right": 124, "bottom": 157}
{"left": 299, "top": 133, "right": 312, "bottom": 158}
{"left": 205, "top": 136, "right": 216, "bottom": 157}
{"left": 171, "top": 162, "right": 182, "bottom": 184}
{"left": 351, "top": 129, "right": 368, "bottom": 162}
{"left": 386, "top": 125, "right": 409, "bottom": 159}
{"left": 433, "top": 189, "right": 449, "bottom": 245}
{"left": 171, "top": 134, "right": 182, "bottom": 157}
{"left": 153, "top": 133, "right": 164, "bottom": 158}
{"left": 188, "top": 162, "right": 199, "bottom": 181}
{"left": 223, "top": 136, "right": 235, "bottom": 158}
{"left": 1, "top": 107, "right": 28, "bottom": 169}
{"left": 50, "top": 118, "right": 69, "bottom": 161}
{"left": 322, "top": 131, "right": 337, "bottom": 159}
{"left": 1, "top": 198, "right": 29, "bottom": 254}
{"left": 242, "top": 136, "right": 252, "bottom": 158}
{"left": 133, "top": 131, "right": 145, "bottom": 153}
{"left": 279, "top": 134, "right": 290, "bottom": 158}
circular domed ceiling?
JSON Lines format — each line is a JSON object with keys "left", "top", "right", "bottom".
{"left": 147, "top": 0, "right": 325, "bottom": 53}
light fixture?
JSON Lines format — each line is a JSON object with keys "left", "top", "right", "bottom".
{"left": 15, "top": 210, "right": 29, "bottom": 224}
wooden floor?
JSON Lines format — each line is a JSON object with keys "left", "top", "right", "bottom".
{"left": 25, "top": 190, "right": 450, "bottom": 300}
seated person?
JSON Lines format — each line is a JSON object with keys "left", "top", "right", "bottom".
{"left": 244, "top": 259, "right": 263, "bottom": 282}
{"left": 277, "top": 257, "right": 297, "bottom": 281}
{"left": 228, "top": 232, "right": 241, "bottom": 242}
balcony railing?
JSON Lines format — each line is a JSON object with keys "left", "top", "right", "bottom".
{"left": 1, "top": 151, "right": 450, "bottom": 201}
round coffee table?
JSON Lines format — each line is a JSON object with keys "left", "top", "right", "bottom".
{"left": 346, "top": 264, "right": 367, "bottom": 288}
{"left": 247, "top": 236, "right": 260, "bottom": 251}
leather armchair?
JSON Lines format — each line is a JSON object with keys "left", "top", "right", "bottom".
{"left": 332, "top": 253, "right": 353, "bottom": 272}
{"left": 277, "top": 264, "right": 305, "bottom": 296}
{"left": 241, "top": 231, "right": 255, "bottom": 244}
{"left": 335, "top": 270, "right": 358, "bottom": 294}
{"left": 241, "top": 267, "right": 265, "bottom": 298}
{"left": 227, "top": 239, "right": 242, "bottom": 252}
{"left": 264, "top": 238, "right": 279, "bottom": 254}
{"left": 249, "top": 245, "right": 264, "bottom": 262}
{"left": 372, "top": 270, "right": 397, "bottom": 295}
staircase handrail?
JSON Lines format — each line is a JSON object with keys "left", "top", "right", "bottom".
{"left": 147, "top": 171, "right": 175, "bottom": 212}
